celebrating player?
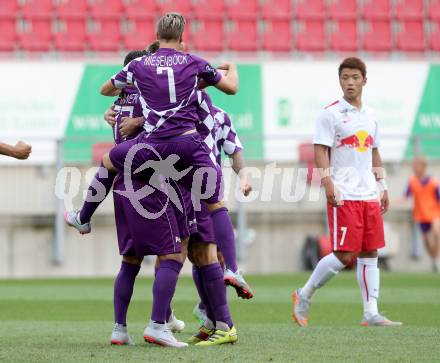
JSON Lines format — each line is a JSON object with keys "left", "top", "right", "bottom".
{"left": 405, "top": 156, "right": 440, "bottom": 272}
{"left": 0, "top": 141, "right": 32, "bottom": 160}
{"left": 92, "top": 49, "right": 187, "bottom": 348}
{"left": 69, "top": 13, "right": 239, "bottom": 345}
{"left": 293, "top": 57, "right": 402, "bottom": 327}
{"left": 191, "top": 89, "right": 253, "bottom": 332}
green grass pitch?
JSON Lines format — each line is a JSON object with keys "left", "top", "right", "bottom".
{"left": 0, "top": 272, "right": 439, "bottom": 363}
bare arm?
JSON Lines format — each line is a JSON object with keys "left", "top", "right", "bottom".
{"left": 372, "top": 147, "right": 389, "bottom": 214}
{"left": 230, "top": 151, "right": 252, "bottom": 196}
{"left": 0, "top": 141, "right": 32, "bottom": 160}
{"left": 214, "top": 63, "right": 238, "bottom": 95}
{"left": 314, "top": 144, "right": 341, "bottom": 206}
{"left": 100, "top": 80, "right": 121, "bottom": 96}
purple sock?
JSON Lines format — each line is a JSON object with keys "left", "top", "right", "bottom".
{"left": 114, "top": 261, "right": 140, "bottom": 325}
{"left": 192, "top": 265, "right": 211, "bottom": 319}
{"left": 200, "top": 262, "right": 233, "bottom": 328}
{"left": 151, "top": 259, "right": 182, "bottom": 323}
{"left": 211, "top": 207, "right": 238, "bottom": 272}
{"left": 79, "top": 161, "right": 116, "bottom": 223}
{"left": 155, "top": 266, "right": 172, "bottom": 321}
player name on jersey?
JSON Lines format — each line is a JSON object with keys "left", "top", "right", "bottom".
{"left": 144, "top": 54, "right": 189, "bottom": 67}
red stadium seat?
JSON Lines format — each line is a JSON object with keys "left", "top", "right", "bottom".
{"left": 429, "top": 21, "right": 440, "bottom": 51}
{"left": 295, "top": 20, "right": 325, "bottom": 51}
{"left": 361, "top": 0, "right": 391, "bottom": 20}
{"left": 158, "top": 0, "right": 192, "bottom": 16}
{"left": 192, "top": 19, "right": 224, "bottom": 52}
{"left": 260, "top": 0, "right": 292, "bottom": 20}
{"left": 0, "top": 0, "right": 19, "bottom": 20}
{"left": 89, "top": 0, "right": 124, "bottom": 20}
{"left": 192, "top": 0, "right": 225, "bottom": 20}
{"left": 295, "top": 0, "right": 325, "bottom": 20}
{"left": 21, "top": 0, "right": 53, "bottom": 20}
{"left": 92, "top": 143, "right": 114, "bottom": 165}
{"left": 54, "top": 19, "right": 87, "bottom": 51}
{"left": 428, "top": 0, "right": 440, "bottom": 21}
{"left": 227, "top": 19, "right": 258, "bottom": 51}
{"left": 19, "top": 19, "right": 52, "bottom": 51}
{"left": 124, "top": 0, "right": 158, "bottom": 20}
{"left": 0, "top": 19, "right": 17, "bottom": 51}
{"left": 261, "top": 20, "right": 292, "bottom": 52}
{"left": 327, "top": 0, "right": 357, "bottom": 20}
{"left": 396, "top": 20, "right": 425, "bottom": 52}
{"left": 394, "top": 0, "right": 424, "bottom": 20}
{"left": 122, "top": 19, "right": 156, "bottom": 52}
{"left": 226, "top": 0, "right": 258, "bottom": 20}
{"left": 88, "top": 19, "right": 121, "bottom": 51}
{"left": 329, "top": 20, "right": 358, "bottom": 51}
{"left": 56, "top": 0, "right": 88, "bottom": 20}
{"left": 363, "top": 20, "right": 392, "bottom": 51}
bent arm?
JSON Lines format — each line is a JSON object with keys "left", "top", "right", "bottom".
{"left": 100, "top": 80, "right": 121, "bottom": 96}
{"left": 214, "top": 63, "right": 238, "bottom": 95}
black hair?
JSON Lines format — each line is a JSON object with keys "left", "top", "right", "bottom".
{"left": 123, "top": 50, "right": 149, "bottom": 66}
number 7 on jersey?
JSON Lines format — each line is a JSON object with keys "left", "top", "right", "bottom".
{"left": 157, "top": 67, "right": 177, "bottom": 103}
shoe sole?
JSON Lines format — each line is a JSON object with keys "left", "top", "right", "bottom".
{"left": 292, "top": 290, "right": 308, "bottom": 327}
{"left": 64, "top": 211, "right": 90, "bottom": 235}
{"left": 361, "top": 321, "right": 403, "bottom": 327}
{"left": 110, "top": 340, "right": 126, "bottom": 346}
{"left": 224, "top": 276, "right": 253, "bottom": 299}
{"left": 144, "top": 335, "right": 187, "bottom": 348}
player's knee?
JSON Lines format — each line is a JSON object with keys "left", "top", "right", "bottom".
{"left": 189, "top": 242, "right": 217, "bottom": 266}
{"left": 334, "top": 251, "right": 355, "bottom": 266}
{"left": 207, "top": 201, "right": 224, "bottom": 212}
{"left": 102, "top": 152, "right": 117, "bottom": 173}
{"left": 122, "top": 256, "right": 143, "bottom": 265}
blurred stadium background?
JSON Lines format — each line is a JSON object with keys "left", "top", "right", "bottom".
{"left": 1, "top": 0, "right": 440, "bottom": 279}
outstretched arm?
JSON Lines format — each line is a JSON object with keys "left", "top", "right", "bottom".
{"left": 0, "top": 141, "right": 32, "bottom": 160}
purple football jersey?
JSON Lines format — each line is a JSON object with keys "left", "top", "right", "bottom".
{"left": 111, "top": 48, "right": 221, "bottom": 138}
{"left": 112, "top": 87, "right": 144, "bottom": 144}
{"left": 196, "top": 90, "right": 243, "bottom": 166}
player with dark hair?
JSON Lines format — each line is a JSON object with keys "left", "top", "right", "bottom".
{"left": 292, "top": 57, "right": 402, "bottom": 327}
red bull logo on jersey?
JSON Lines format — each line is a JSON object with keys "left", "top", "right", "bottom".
{"left": 337, "top": 130, "right": 374, "bottom": 153}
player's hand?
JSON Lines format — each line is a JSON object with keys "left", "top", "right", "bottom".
{"left": 104, "top": 105, "right": 117, "bottom": 127}
{"left": 13, "top": 141, "right": 32, "bottom": 160}
{"left": 119, "top": 116, "right": 143, "bottom": 139}
{"left": 217, "top": 62, "right": 236, "bottom": 71}
{"left": 380, "top": 190, "right": 390, "bottom": 214}
{"left": 324, "top": 178, "right": 343, "bottom": 207}
{"left": 239, "top": 176, "right": 252, "bottom": 196}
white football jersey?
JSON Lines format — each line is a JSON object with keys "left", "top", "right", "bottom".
{"left": 313, "top": 98, "right": 380, "bottom": 200}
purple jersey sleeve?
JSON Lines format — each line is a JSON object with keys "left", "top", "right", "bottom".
{"left": 192, "top": 55, "right": 221, "bottom": 86}
{"left": 219, "top": 112, "right": 243, "bottom": 156}
{"left": 111, "top": 58, "right": 141, "bottom": 89}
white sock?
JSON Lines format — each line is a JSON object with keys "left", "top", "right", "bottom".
{"left": 301, "top": 253, "right": 345, "bottom": 299}
{"left": 357, "top": 257, "right": 379, "bottom": 319}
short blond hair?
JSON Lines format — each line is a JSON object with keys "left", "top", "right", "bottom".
{"left": 156, "top": 13, "right": 185, "bottom": 41}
